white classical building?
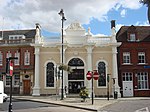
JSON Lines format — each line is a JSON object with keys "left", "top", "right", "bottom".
{"left": 31, "top": 21, "right": 121, "bottom": 97}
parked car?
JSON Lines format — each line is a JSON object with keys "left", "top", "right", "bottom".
{"left": 0, "top": 93, "right": 8, "bottom": 102}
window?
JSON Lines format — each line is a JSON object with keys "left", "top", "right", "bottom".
{"left": 46, "top": 62, "right": 54, "bottom": 87}
{"left": 14, "top": 51, "right": 20, "bottom": 65}
{"left": 6, "top": 76, "right": 11, "bottom": 86}
{"left": 129, "top": 33, "right": 136, "bottom": 41}
{"left": 138, "top": 72, "right": 148, "bottom": 89}
{"left": 123, "top": 52, "right": 130, "bottom": 64}
{"left": 6, "top": 51, "right": 12, "bottom": 58}
{"left": 68, "top": 58, "right": 84, "bottom": 80}
{"left": 0, "top": 51, "right": 3, "bottom": 66}
{"left": 68, "top": 58, "right": 84, "bottom": 66}
{"left": 122, "top": 72, "right": 132, "bottom": 81}
{"left": 138, "top": 52, "right": 146, "bottom": 64}
{"left": 9, "top": 35, "right": 25, "bottom": 40}
{"left": 0, "top": 74, "right": 3, "bottom": 81}
{"left": 24, "top": 50, "right": 30, "bottom": 65}
{"left": 14, "top": 74, "right": 20, "bottom": 86}
{"left": 98, "top": 62, "right": 106, "bottom": 86}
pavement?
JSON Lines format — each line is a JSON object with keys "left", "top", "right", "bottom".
{"left": 12, "top": 95, "right": 150, "bottom": 112}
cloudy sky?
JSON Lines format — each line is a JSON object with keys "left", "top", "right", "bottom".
{"left": 0, "top": 0, "right": 149, "bottom": 37}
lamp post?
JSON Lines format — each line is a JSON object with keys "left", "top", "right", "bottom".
{"left": 6, "top": 57, "right": 18, "bottom": 112}
{"left": 58, "top": 9, "right": 66, "bottom": 100}
{"left": 86, "top": 70, "right": 99, "bottom": 105}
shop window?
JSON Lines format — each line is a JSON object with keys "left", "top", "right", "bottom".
{"left": 98, "top": 62, "right": 106, "bottom": 87}
{"left": 5, "top": 76, "right": 11, "bottom": 86}
{"left": 46, "top": 62, "right": 54, "bottom": 87}
{"left": 138, "top": 72, "right": 148, "bottom": 90}
{"left": 14, "top": 74, "right": 20, "bottom": 86}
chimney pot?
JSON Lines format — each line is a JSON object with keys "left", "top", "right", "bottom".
{"left": 111, "top": 20, "right": 115, "bottom": 29}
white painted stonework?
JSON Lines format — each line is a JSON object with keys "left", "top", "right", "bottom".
{"left": 31, "top": 21, "right": 121, "bottom": 97}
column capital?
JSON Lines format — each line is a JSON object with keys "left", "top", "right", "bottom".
{"left": 35, "top": 47, "right": 40, "bottom": 55}
{"left": 85, "top": 46, "right": 94, "bottom": 53}
{"left": 57, "top": 46, "right": 67, "bottom": 52}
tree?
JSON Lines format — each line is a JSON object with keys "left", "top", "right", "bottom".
{"left": 140, "top": 0, "right": 150, "bottom": 23}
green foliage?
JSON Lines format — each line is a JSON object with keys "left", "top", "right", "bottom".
{"left": 58, "top": 65, "right": 72, "bottom": 73}
{"left": 79, "top": 87, "right": 89, "bottom": 101}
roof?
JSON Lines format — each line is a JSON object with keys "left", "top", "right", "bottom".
{"left": 116, "top": 25, "right": 150, "bottom": 42}
{"left": 0, "top": 29, "right": 36, "bottom": 40}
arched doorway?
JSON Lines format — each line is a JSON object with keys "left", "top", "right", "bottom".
{"left": 68, "top": 58, "right": 84, "bottom": 94}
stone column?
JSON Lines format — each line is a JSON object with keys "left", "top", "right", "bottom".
{"left": 32, "top": 47, "right": 40, "bottom": 96}
{"left": 112, "top": 47, "right": 121, "bottom": 97}
{"left": 86, "top": 46, "right": 93, "bottom": 97}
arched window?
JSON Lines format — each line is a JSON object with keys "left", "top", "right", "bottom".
{"left": 98, "top": 62, "right": 106, "bottom": 86}
{"left": 68, "top": 58, "right": 84, "bottom": 66}
{"left": 68, "top": 58, "right": 84, "bottom": 80}
{"left": 46, "top": 62, "right": 54, "bottom": 87}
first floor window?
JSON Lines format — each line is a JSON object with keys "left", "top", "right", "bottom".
{"left": 24, "top": 50, "right": 30, "bottom": 65}
{"left": 6, "top": 51, "right": 12, "bottom": 58}
{"left": 46, "top": 62, "right": 54, "bottom": 87}
{"left": 123, "top": 52, "right": 130, "bottom": 64}
{"left": 138, "top": 52, "right": 146, "bottom": 64}
{"left": 14, "top": 51, "right": 20, "bottom": 65}
{"left": 138, "top": 72, "right": 148, "bottom": 89}
{"left": 98, "top": 62, "right": 106, "bottom": 86}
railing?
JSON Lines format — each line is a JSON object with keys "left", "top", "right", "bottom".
{"left": 0, "top": 39, "right": 35, "bottom": 45}
{"left": 87, "top": 37, "right": 111, "bottom": 44}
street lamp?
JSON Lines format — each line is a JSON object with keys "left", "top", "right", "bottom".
{"left": 58, "top": 9, "right": 66, "bottom": 100}
{"left": 6, "top": 57, "right": 18, "bottom": 112}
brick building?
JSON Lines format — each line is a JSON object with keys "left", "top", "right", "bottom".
{"left": 116, "top": 25, "right": 150, "bottom": 97}
{"left": 0, "top": 27, "right": 37, "bottom": 95}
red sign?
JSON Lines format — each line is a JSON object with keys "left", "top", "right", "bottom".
{"left": 10, "top": 61, "right": 13, "bottom": 76}
{"left": 86, "top": 71, "right": 92, "bottom": 80}
{"left": 93, "top": 70, "right": 99, "bottom": 80}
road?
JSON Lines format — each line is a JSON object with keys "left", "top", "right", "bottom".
{"left": 98, "top": 99, "right": 150, "bottom": 112}
{"left": 0, "top": 99, "right": 93, "bottom": 112}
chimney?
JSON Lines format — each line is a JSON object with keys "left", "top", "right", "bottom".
{"left": 111, "top": 20, "right": 115, "bottom": 29}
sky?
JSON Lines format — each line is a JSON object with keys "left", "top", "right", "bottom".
{"left": 0, "top": 0, "right": 149, "bottom": 38}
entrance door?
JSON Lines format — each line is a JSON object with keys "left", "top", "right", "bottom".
{"left": 68, "top": 81, "right": 84, "bottom": 94}
{"left": 123, "top": 81, "right": 133, "bottom": 97}
{"left": 23, "top": 80, "right": 31, "bottom": 95}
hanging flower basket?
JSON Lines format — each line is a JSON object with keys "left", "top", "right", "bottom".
{"left": 58, "top": 65, "right": 73, "bottom": 73}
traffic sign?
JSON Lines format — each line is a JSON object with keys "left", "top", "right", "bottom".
{"left": 10, "top": 61, "right": 13, "bottom": 76}
{"left": 93, "top": 71, "right": 99, "bottom": 80}
{"left": 144, "top": 66, "right": 150, "bottom": 69}
{"left": 86, "top": 71, "right": 92, "bottom": 80}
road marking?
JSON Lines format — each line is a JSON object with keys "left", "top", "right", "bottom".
{"left": 135, "top": 107, "right": 149, "bottom": 112}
